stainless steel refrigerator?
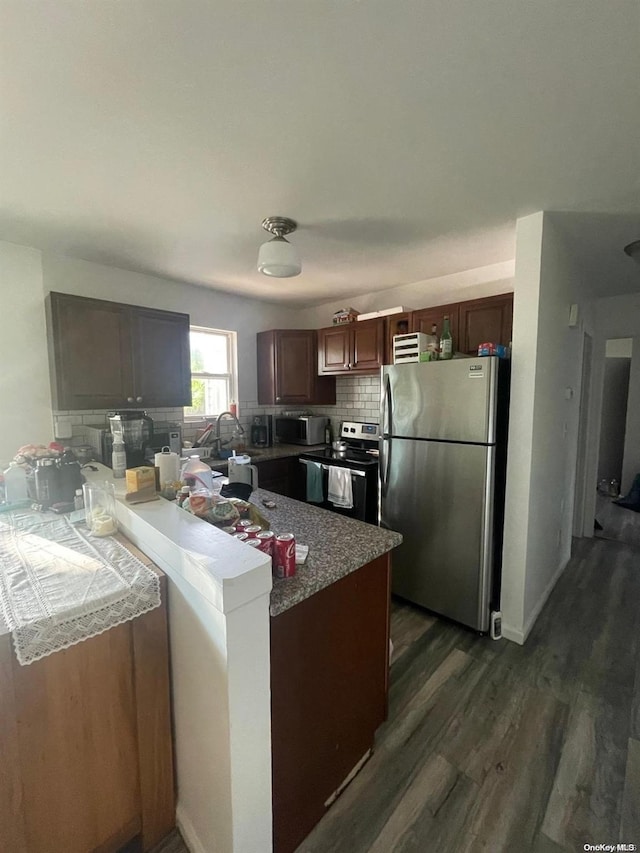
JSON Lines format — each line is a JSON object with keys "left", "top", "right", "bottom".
{"left": 379, "top": 356, "right": 509, "bottom": 632}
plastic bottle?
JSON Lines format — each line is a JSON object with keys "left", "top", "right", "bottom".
{"left": 3, "top": 463, "right": 28, "bottom": 502}
{"left": 112, "top": 435, "right": 127, "bottom": 479}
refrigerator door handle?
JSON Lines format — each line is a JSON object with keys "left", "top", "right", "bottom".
{"left": 381, "top": 372, "right": 392, "bottom": 437}
{"left": 379, "top": 437, "right": 391, "bottom": 498}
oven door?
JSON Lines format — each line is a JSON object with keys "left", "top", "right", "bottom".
{"left": 299, "top": 460, "right": 377, "bottom": 523}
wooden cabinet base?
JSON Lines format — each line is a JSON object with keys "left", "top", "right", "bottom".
{"left": 270, "top": 554, "right": 391, "bottom": 853}
{"left": 0, "top": 572, "right": 175, "bottom": 853}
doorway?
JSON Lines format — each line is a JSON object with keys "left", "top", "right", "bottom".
{"left": 594, "top": 337, "right": 640, "bottom": 548}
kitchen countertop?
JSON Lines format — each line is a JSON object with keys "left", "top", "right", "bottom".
{"left": 250, "top": 488, "right": 402, "bottom": 617}
{"left": 205, "top": 443, "right": 326, "bottom": 470}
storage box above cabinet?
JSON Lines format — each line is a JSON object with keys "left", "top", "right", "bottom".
{"left": 46, "top": 292, "right": 192, "bottom": 411}
{"left": 257, "top": 330, "right": 335, "bottom": 406}
{"left": 317, "top": 318, "right": 386, "bottom": 375}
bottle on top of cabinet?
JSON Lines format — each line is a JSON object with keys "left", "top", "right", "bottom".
{"left": 440, "top": 315, "right": 453, "bottom": 360}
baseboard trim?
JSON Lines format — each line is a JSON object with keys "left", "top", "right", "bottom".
{"left": 501, "top": 555, "right": 569, "bottom": 646}
{"left": 501, "top": 623, "right": 525, "bottom": 645}
{"left": 176, "top": 804, "right": 206, "bottom": 853}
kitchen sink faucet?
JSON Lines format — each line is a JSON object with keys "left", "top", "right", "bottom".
{"left": 212, "top": 411, "right": 245, "bottom": 453}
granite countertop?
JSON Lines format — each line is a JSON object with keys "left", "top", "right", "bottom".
{"left": 249, "top": 488, "right": 402, "bottom": 617}
{"left": 207, "top": 443, "right": 326, "bottom": 471}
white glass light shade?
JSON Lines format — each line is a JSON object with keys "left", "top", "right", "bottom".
{"left": 257, "top": 236, "right": 301, "bottom": 277}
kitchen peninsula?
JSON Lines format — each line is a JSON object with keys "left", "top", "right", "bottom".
{"left": 81, "top": 466, "right": 401, "bottom": 853}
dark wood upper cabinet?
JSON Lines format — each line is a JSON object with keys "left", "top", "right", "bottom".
{"left": 317, "top": 318, "right": 385, "bottom": 375}
{"left": 257, "top": 330, "right": 336, "bottom": 406}
{"left": 410, "top": 303, "right": 460, "bottom": 348}
{"left": 457, "top": 293, "right": 514, "bottom": 355}
{"left": 46, "top": 292, "right": 192, "bottom": 410}
{"left": 130, "top": 307, "right": 192, "bottom": 408}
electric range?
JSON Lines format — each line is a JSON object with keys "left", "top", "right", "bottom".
{"left": 298, "top": 421, "right": 380, "bottom": 524}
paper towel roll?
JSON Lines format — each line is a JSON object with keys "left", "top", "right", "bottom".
{"left": 154, "top": 447, "right": 180, "bottom": 485}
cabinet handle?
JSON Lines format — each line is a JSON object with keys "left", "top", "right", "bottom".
{"left": 349, "top": 363, "right": 354, "bottom": 369}
{"left": 276, "top": 396, "right": 281, "bottom": 402}
{"left": 127, "top": 396, "right": 134, "bottom": 403}
{"left": 343, "top": 363, "right": 349, "bottom": 370}
{"left": 136, "top": 396, "right": 143, "bottom": 403}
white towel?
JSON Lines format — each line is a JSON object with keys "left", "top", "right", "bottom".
{"left": 327, "top": 466, "right": 353, "bottom": 509}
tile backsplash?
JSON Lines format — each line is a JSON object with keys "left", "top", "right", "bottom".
{"left": 53, "top": 374, "right": 382, "bottom": 454}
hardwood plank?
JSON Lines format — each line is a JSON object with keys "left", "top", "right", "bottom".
{"left": 446, "top": 687, "right": 569, "bottom": 852}
{"left": 367, "top": 753, "right": 458, "bottom": 853}
{"left": 131, "top": 573, "right": 176, "bottom": 851}
{"left": 0, "top": 636, "right": 28, "bottom": 853}
{"left": 389, "top": 597, "right": 436, "bottom": 666}
{"left": 621, "top": 737, "right": 640, "bottom": 842}
{"left": 542, "top": 690, "right": 628, "bottom": 849}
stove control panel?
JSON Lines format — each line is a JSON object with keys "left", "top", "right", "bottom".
{"left": 340, "top": 421, "right": 379, "bottom": 441}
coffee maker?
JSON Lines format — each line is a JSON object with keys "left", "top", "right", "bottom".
{"left": 108, "top": 411, "right": 154, "bottom": 468}
{"left": 250, "top": 415, "right": 273, "bottom": 448}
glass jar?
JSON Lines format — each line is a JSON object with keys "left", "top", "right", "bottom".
{"left": 82, "top": 481, "right": 117, "bottom": 536}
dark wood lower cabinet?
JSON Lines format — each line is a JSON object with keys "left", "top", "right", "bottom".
{"left": 270, "top": 554, "right": 391, "bottom": 853}
{"left": 256, "top": 456, "right": 305, "bottom": 501}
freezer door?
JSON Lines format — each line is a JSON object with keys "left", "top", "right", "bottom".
{"left": 380, "top": 437, "right": 495, "bottom": 632}
{"left": 382, "top": 358, "right": 498, "bottom": 443}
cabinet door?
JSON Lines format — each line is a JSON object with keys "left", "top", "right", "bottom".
{"left": 130, "top": 307, "right": 192, "bottom": 407}
{"left": 274, "top": 330, "right": 316, "bottom": 404}
{"left": 385, "top": 313, "right": 410, "bottom": 365}
{"left": 410, "top": 304, "right": 459, "bottom": 349}
{"left": 46, "top": 292, "right": 134, "bottom": 410}
{"left": 317, "top": 326, "right": 352, "bottom": 374}
{"left": 351, "top": 318, "right": 385, "bottom": 371}
{"left": 457, "top": 293, "right": 513, "bottom": 355}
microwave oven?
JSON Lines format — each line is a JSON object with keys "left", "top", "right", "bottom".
{"left": 274, "top": 415, "right": 328, "bottom": 446}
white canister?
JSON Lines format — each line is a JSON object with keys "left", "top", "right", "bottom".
{"left": 154, "top": 447, "right": 180, "bottom": 486}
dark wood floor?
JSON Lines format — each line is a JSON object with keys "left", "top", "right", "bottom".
{"left": 149, "top": 532, "right": 640, "bottom": 853}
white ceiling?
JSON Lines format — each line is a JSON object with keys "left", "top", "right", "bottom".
{"left": 1, "top": 0, "right": 639, "bottom": 305}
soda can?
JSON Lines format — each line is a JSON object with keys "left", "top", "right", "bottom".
{"left": 244, "top": 525, "right": 262, "bottom": 538}
{"left": 256, "top": 530, "right": 275, "bottom": 556}
{"left": 246, "top": 538, "right": 262, "bottom": 549}
{"left": 274, "top": 533, "right": 296, "bottom": 579}
{"left": 235, "top": 519, "right": 252, "bottom": 532}
{"left": 221, "top": 526, "right": 237, "bottom": 535}
{"left": 233, "top": 532, "right": 249, "bottom": 541}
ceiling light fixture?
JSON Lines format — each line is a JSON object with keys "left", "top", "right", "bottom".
{"left": 623, "top": 239, "right": 640, "bottom": 265}
{"left": 257, "top": 217, "right": 301, "bottom": 278}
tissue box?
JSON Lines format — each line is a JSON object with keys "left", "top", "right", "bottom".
{"left": 125, "top": 466, "right": 157, "bottom": 493}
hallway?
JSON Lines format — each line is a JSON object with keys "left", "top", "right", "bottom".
{"left": 298, "top": 535, "right": 640, "bottom": 853}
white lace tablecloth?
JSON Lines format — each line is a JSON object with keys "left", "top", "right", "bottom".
{"left": 0, "top": 509, "right": 161, "bottom": 665}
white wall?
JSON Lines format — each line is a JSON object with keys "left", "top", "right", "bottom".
{"left": 0, "top": 241, "right": 53, "bottom": 464}
{"left": 296, "top": 260, "right": 514, "bottom": 328}
{"left": 501, "top": 213, "right": 589, "bottom": 643}
{"left": 606, "top": 338, "right": 633, "bottom": 358}
{"left": 41, "top": 253, "right": 302, "bottom": 406}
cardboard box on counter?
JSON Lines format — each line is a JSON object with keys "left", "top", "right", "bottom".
{"left": 125, "top": 466, "right": 157, "bottom": 493}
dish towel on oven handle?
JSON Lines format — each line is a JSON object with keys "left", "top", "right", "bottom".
{"left": 305, "top": 460, "right": 324, "bottom": 503}
{"left": 327, "top": 466, "right": 353, "bottom": 509}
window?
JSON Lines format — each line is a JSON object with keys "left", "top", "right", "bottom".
{"left": 184, "top": 327, "right": 238, "bottom": 419}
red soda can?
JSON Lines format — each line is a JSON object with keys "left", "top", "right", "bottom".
{"left": 245, "top": 525, "right": 262, "bottom": 538}
{"left": 274, "top": 533, "right": 296, "bottom": 579}
{"left": 256, "top": 530, "right": 275, "bottom": 557}
{"left": 233, "top": 532, "right": 249, "bottom": 541}
{"left": 246, "top": 538, "right": 262, "bottom": 549}
{"left": 235, "top": 519, "right": 252, "bottom": 532}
